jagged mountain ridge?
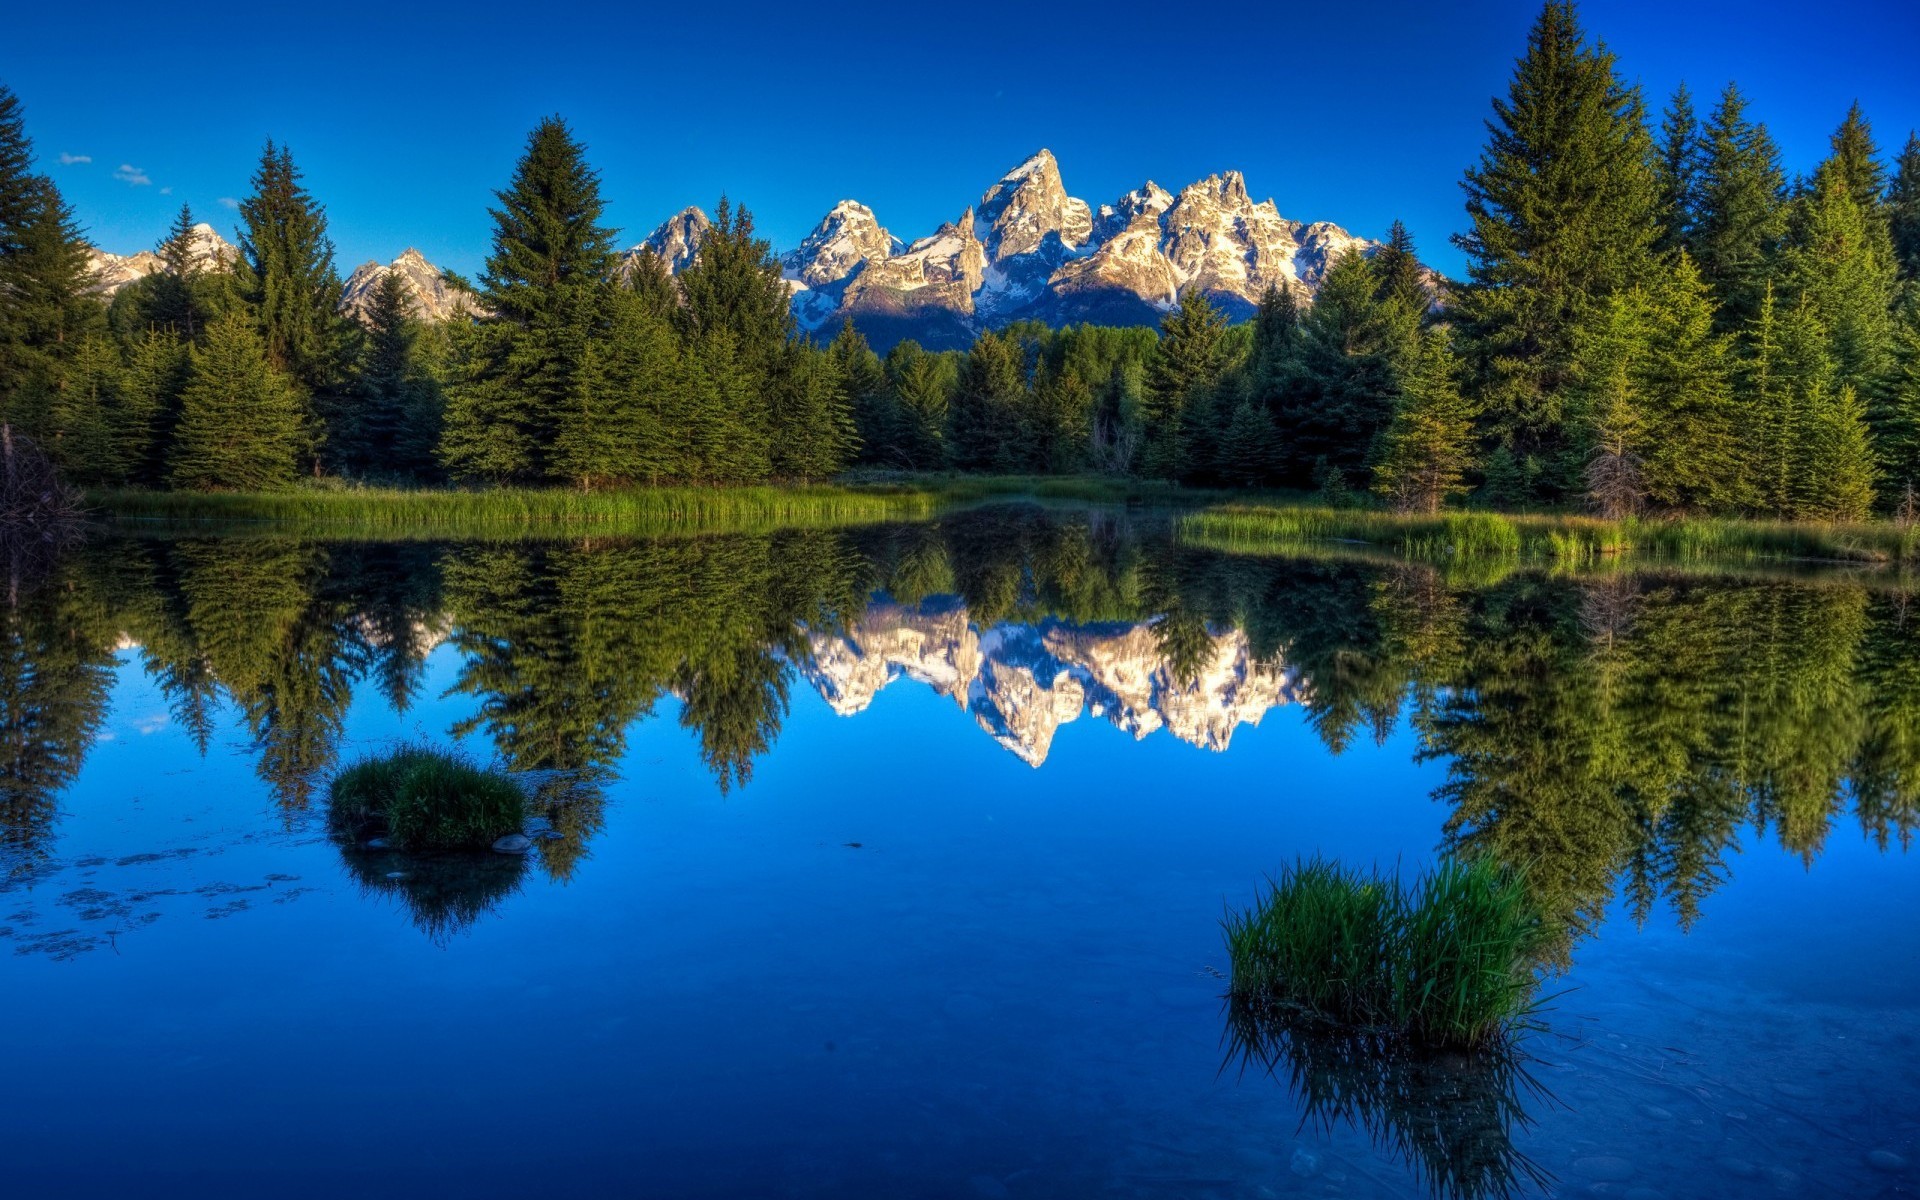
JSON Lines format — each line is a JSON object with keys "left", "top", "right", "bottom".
{"left": 88, "top": 150, "right": 1407, "bottom": 348}
{"left": 629, "top": 148, "right": 1394, "bottom": 350}
{"left": 798, "top": 597, "right": 1300, "bottom": 766}
{"left": 85, "top": 222, "right": 237, "bottom": 295}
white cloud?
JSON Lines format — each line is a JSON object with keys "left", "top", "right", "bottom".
{"left": 57, "top": 152, "right": 91, "bottom": 165}
{"left": 113, "top": 163, "right": 152, "bottom": 186}
{"left": 218, "top": 196, "right": 239, "bottom": 210}
{"left": 159, "top": 186, "right": 172, "bottom": 195}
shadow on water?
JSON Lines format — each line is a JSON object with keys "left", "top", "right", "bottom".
{"left": 337, "top": 840, "right": 530, "bottom": 945}
{"left": 1223, "top": 996, "right": 1556, "bottom": 1200}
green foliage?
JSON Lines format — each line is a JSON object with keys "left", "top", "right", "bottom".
{"left": 1450, "top": 2, "right": 1664, "bottom": 497}
{"left": 1892, "top": 134, "right": 1920, "bottom": 284}
{"left": 1690, "top": 84, "right": 1788, "bottom": 329}
{"left": 1373, "top": 331, "right": 1478, "bottom": 514}
{"left": 329, "top": 744, "right": 526, "bottom": 850}
{"left": 1224, "top": 855, "right": 1541, "bottom": 1048}
{"left": 1143, "top": 291, "right": 1229, "bottom": 478}
{"left": 947, "top": 329, "right": 1026, "bottom": 470}
{"left": 168, "top": 311, "right": 310, "bottom": 491}
{"left": 235, "top": 141, "right": 348, "bottom": 464}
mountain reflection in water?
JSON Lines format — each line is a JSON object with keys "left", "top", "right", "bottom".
{"left": 3, "top": 503, "right": 1918, "bottom": 960}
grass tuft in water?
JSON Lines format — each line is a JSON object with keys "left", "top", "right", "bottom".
{"left": 329, "top": 744, "right": 526, "bottom": 850}
{"left": 1224, "top": 856, "right": 1541, "bottom": 1049}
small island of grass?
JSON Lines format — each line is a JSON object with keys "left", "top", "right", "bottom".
{"left": 329, "top": 745, "right": 527, "bottom": 851}
{"left": 1225, "top": 856, "right": 1542, "bottom": 1050}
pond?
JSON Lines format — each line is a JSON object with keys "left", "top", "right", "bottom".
{"left": 3, "top": 505, "right": 1917, "bottom": 1199}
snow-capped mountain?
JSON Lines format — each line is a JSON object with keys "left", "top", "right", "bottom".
{"left": 619, "top": 206, "right": 711, "bottom": 280}
{"left": 341, "top": 248, "right": 481, "bottom": 323}
{"left": 642, "top": 148, "right": 1398, "bottom": 349}
{"left": 86, "top": 222, "right": 237, "bottom": 295}
{"left": 799, "top": 598, "right": 1300, "bottom": 766}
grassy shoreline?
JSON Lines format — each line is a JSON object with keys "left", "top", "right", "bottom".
{"left": 84, "top": 479, "right": 1920, "bottom": 569}
{"left": 1181, "top": 503, "right": 1920, "bottom": 567}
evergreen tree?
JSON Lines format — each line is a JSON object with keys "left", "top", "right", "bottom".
{"left": 1143, "top": 290, "right": 1228, "bottom": 478}
{"left": 145, "top": 203, "right": 208, "bottom": 340}
{"left": 674, "top": 198, "right": 791, "bottom": 480}
{"left": 1781, "top": 166, "right": 1899, "bottom": 454}
{"left": 683, "top": 327, "right": 770, "bottom": 482}
{"left": 116, "top": 327, "right": 188, "bottom": 485}
{"left": 1451, "top": 2, "right": 1664, "bottom": 497}
{"left": 947, "top": 329, "right": 1026, "bottom": 471}
{"left": 1272, "top": 249, "right": 1408, "bottom": 487}
{"left": 46, "top": 334, "right": 121, "bottom": 484}
{"left": 1217, "top": 399, "right": 1278, "bottom": 488}
{"left": 1891, "top": 133, "right": 1920, "bottom": 283}
{"left": 1827, "top": 102, "right": 1889, "bottom": 222}
{"left": 1371, "top": 220, "right": 1429, "bottom": 316}
{"left": 235, "top": 141, "right": 348, "bottom": 467}
{"left": 1573, "top": 290, "right": 1651, "bottom": 517}
{"left": 169, "top": 311, "right": 309, "bottom": 491}
{"left": 1691, "top": 84, "right": 1789, "bottom": 330}
{"left": 1640, "top": 252, "right": 1741, "bottom": 509}
{"left": 828, "top": 322, "right": 890, "bottom": 465}
{"left": 1372, "top": 330, "right": 1478, "bottom": 514}
{"left": 0, "top": 172, "right": 100, "bottom": 436}
{"left": 1655, "top": 83, "right": 1701, "bottom": 253}
{"left": 1736, "top": 286, "right": 1797, "bottom": 514}
{"left": 553, "top": 280, "right": 682, "bottom": 487}
{"left": 443, "top": 117, "right": 616, "bottom": 483}
{"left": 1798, "top": 382, "right": 1877, "bottom": 521}
{"left": 769, "top": 343, "right": 856, "bottom": 479}
{"left": 349, "top": 270, "right": 439, "bottom": 477}
{"left": 885, "top": 340, "right": 951, "bottom": 469}
{"left": 1030, "top": 364, "right": 1095, "bottom": 473}
{"left": 1881, "top": 300, "right": 1920, "bottom": 496}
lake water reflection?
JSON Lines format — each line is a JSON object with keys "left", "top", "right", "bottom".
{"left": 3, "top": 506, "right": 1917, "bottom": 1198}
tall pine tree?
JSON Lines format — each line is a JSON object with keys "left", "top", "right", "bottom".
{"left": 1451, "top": 1, "right": 1664, "bottom": 498}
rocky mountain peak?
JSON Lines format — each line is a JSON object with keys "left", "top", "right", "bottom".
{"left": 340, "top": 247, "right": 478, "bottom": 324}
{"left": 782, "top": 200, "right": 898, "bottom": 289}
{"left": 632, "top": 206, "right": 711, "bottom": 275}
{"left": 87, "top": 223, "right": 237, "bottom": 296}
{"left": 975, "top": 148, "right": 1092, "bottom": 263}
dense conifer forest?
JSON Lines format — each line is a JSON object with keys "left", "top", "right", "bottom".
{"left": 2, "top": 2, "right": 1918, "bottom": 519}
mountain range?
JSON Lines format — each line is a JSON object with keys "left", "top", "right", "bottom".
{"left": 799, "top": 598, "right": 1299, "bottom": 766}
{"left": 87, "top": 150, "right": 1398, "bottom": 349}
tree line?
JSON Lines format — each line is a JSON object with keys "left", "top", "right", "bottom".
{"left": 3, "top": 1, "right": 1918, "bottom": 513}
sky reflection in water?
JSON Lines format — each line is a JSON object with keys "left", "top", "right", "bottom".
{"left": 2, "top": 506, "right": 1917, "bottom": 1199}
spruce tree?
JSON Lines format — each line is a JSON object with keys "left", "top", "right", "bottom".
{"left": 46, "top": 334, "right": 122, "bottom": 484}
{"left": 350, "top": 270, "right": 439, "bottom": 477}
{"left": 1691, "top": 85, "right": 1789, "bottom": 330}
{"left": 1371, "top": 330, "right": 1478, "bottom": 513}
{"left": 1143, "top": 290, "right": 1228, "bottom": 478}
{"left": 1781, "top": 166, "right": 1899, "bottom": 455}
{"left": 674, "top": 198, "right": 790, "bottom": 480}
{"left": 829, "top": 322, "right": 892, "bottom": 464}
{"left": 1272, "top": 249, "right": 1407, "bottom": 487}
{"left": 146, "top": 203, "right": 207, "bottom": 340}
{"left": 769, "top": 343, "right": 856, "bottom": 480}
{"left": 443, "top": 117, "right": 617, "bottom": 483}
{"left": 0, "top": 95, "right": 101, "bottom": 442}
{"left": 1827, "top": 103, "right": 1889, "bottom": 222}
{"left": 235, "top": 141, "right": 348, "bottom": 467}
{"left": 1573, "top": 290, "right": 1651, "bottom": 517}
{"left": 1798, "top": 382, "right": 1877, "bottom": 521}
{"left": 1451, "top": 1, "right": 1663, "bottom": 498}
{"left": 1891, "top": 133, "right": 1920, "bottom": 283}
{"left": 1736, "top": 286, "right": 1798, "bottom": 514}
{"left": 117, "top": 328, "right": 187, "bottom": 485}
{"left": 947, "top": 330, "right": 1026, "bottom": 471}
{"left": 886, "top": 341, "right": 951, "bottom": 469}
{"left": 1656, "top": 83, "right": 1701, "bottom": 253}
{"left": 169, "top": 311, "right": 309, "bottom": 491}
{"left": 1640, "top": 252, "right": 1741, "bottom": 509}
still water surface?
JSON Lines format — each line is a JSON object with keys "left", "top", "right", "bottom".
{"left": 3, "top": 507, "right": 1917, "bottom": 1198}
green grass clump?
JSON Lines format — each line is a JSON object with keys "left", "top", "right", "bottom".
{"left": 1225, "top": 856, "right": 1541, "bottom": 1049}
{"left": 330, "top": 745, "right": 526, "bottom": 850}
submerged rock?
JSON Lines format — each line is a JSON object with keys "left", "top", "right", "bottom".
{"left": 491, "top": 834, "right": 533, "bottom": 855}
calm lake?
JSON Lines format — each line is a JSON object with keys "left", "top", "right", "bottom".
{"left": 3, "top": 505, "right": 1917, "bottom": 1199}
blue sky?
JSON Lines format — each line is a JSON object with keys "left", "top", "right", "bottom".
{"left": 5, "top": 0, "right": 1916, "bottom": 279}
